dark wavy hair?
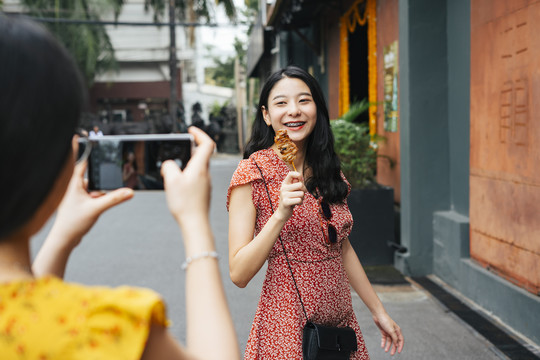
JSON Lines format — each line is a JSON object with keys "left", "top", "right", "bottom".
{"left": 0, "top": 16, "right": 85, "bottom": 239}
{"left": 244, "top": 66, "right": 348, "bottom": 203}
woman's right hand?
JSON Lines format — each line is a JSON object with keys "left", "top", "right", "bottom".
{"left": 161, "top": 126, "right": 214, "bottom": 232}
{"left": 275, "top": 171, "right": 307, "bottom": 222}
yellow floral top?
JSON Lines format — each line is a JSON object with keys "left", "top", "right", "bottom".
{"left": 0, "top": 276, "right": 169, "bottom": 360}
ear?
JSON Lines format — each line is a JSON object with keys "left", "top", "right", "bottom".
{"left": 261, "top": 106, "right": 271, "bottom": 126}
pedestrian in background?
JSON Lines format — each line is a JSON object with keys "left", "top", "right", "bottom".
{"left": 89, "top": 125, "right": 103, "bottom": 137}
{"left": 0, "top": 16, "right": 240, "bottom": 360}
{"left": 227, "top": 66, "right": 404, "bottom": 358}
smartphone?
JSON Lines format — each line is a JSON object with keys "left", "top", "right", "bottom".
{"left": 80, "top": 134, "right": 193, "bottom": 191}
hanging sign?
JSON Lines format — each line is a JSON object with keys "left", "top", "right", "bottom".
{"left": 383, "top": 41, "right": 399, "bottom": 132}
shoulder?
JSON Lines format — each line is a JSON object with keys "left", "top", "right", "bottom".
{"left": 229, "top": 149, "right": 278, "bottom": 187}
{"left": 227, "top": 150, "right": 265, "bottom": 210}
{"left": 0, "top": 277, "right": 168, "bottom": 359}
{"left": 229, "top": 157, "right": 260, "bottom": 188}
{"left": 227, "top": 149, "right": 282, "bottom": 209}
{"left": 64, "top": 280, "right": 168, "bottom": 358}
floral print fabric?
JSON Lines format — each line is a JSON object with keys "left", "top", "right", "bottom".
{"left": 228, "top": 149, "right": 369, "bottom": 359}
{"left": 0, "top": 276, "right": 168, "bottom": 359}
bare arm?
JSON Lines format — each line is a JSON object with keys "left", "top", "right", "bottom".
{"left": 156, "top": 126, "right": 240, "bottom": 359}
{"left": 228, "top": 172, "right": 306, "bottom": 288}
{"left": 342, "top": 238, "right": 404, "bottom": 355}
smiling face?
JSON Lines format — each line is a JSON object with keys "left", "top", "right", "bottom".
{"left": 262, "top": 77, "right": 317, "bottom": 148}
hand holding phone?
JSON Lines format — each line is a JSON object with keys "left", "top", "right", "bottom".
{"left": 161, "top": 127, "right": 215, "bottom": 228}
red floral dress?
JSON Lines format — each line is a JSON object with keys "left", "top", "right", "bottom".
{"left": 227, "top": 149, "right": 369, "bottom": 359}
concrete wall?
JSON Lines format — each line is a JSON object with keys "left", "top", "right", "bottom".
{"left": 396, "top": 0, "right": 450, "bottom": 275}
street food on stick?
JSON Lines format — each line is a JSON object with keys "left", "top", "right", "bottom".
{"left": 274, "top": 129, "right": 297, "bottom": 171}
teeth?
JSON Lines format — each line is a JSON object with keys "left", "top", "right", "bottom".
{"left": 285, "top": 122, "right": 304, "bottom": 127}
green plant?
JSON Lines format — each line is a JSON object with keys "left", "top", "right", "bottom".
{"left": 331, "top": 99, "right": 380, "bottom": 189}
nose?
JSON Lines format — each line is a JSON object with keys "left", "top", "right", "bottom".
{"left": 287, "top": 102, "right": 301, "bottom": 116}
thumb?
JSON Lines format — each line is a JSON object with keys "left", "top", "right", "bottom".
{"left": 93, "top": 188, "right": 134, "bottom": 213}
{"left": 161, "top": 160, "right": 181, "bottom": 179}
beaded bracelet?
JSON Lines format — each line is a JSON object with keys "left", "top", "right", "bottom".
{"left": 181, "top": 251, "right": 220, "bottom": 270}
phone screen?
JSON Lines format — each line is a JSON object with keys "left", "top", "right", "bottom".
{"left": 85, "top": 134, "right": 193, "bottom": 191}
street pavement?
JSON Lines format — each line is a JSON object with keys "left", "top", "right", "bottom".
{"left": 31, "top": 153, "right": 538, "bottom": 359}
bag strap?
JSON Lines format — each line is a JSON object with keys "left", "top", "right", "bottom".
{"left": 252, "top": 159, "right": 309, "bottom": 323}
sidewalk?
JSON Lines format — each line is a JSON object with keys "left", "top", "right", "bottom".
{"left": 353, "top": 273, "right": 540, "bottom": 360}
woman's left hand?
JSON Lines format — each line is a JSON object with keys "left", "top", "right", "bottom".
{"left": 373, "top": 312, "right": 404, "bottom": 355}
{"left": 50, "top": 161, "right": 134, "bottom": 249}
{"left": 33, "top": 161, "right": 134, "bottom": 278}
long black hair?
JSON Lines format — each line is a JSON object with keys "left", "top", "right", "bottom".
{"left": 0, "top": 16, "right": 85, "bottom": 239}
{"left": 244, "top": 66, "right": 348, "bottom": 203}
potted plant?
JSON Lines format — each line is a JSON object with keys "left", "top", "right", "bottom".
{"left": 331, "top": 99, "right": 396, "bottom": 265}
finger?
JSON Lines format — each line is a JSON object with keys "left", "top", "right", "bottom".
{"left": 187, "top": 126, "right": 215, "bottom": 170}
{"left": 396, "top": 328, "right": 404, "bottom": 353}
{"left": 284, "top": 172, "right": 303, "bottom": 186}
{"left": 390, "top": 338, "right": 397, "bottom": 355}
{"left": 161, "top": 159, "right": 182, "bottom": 183}
{"left": 94, "top": 187, "right": 134, "bottom": 212}
{"left": 282, "top": 183, "right": 305, "bottom": 193}
{"left": 74, "top": 160, "right": 87, "bottom": 177}
{"left": 283, "top": 197, "right": 303, "bottom": 207}
{"left": 389, "top": 327, "right": 400, "bottom": 354}
{"left": 288, "top": 190, "right": 305, "bottom": 200}
{"left": 89, "top": 191, "right": 105, "bottom": 199}
{"left": 382, "top": 333, "right": 392, "bottom": 352}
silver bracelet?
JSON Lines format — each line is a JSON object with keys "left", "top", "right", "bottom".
{"left": 181, "top": 251, "right": 220, "bottom": 270}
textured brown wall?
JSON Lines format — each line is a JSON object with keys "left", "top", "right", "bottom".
{"left": 470, "top": 0, "right": 540, "bottom": 294}
{"left": 375, "top": 0, "right": 400, "bottom": 202}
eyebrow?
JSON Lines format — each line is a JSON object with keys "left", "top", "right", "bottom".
{"left": 271, "top": 92, "right": 313, "bottom": 101}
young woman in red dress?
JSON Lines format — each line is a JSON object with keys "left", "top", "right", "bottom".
{"left": 228, "top": 66, "right": 404, "bottom": 359}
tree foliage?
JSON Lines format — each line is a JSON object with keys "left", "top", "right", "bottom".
{"left": 205, "top": 37, "right": 246, "bottom": 88}
{"left": 331, "top": 99, "right": 378, "bottom": 189}
{"left": 21, "top": 0, "right": 125, "bottom": 85}
{"left": 19, "top": 0, "right": 236, "bottom": 86}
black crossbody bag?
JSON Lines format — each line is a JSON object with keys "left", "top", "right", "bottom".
{"left": 253, "top": 160, "right": 357, "bottom": 360}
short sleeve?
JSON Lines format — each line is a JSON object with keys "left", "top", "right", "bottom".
{"left": 227, "top": 158, "right": 262, "bottom": 210}
{"left": 83, "top": 285, "right": 169, "bottom": 360}
{"left": 0, "top": 277, "right": 169, "bottom": 360}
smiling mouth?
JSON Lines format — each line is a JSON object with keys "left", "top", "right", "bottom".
{"left": 285, "top": 122, "right": 305, "bottom": 127}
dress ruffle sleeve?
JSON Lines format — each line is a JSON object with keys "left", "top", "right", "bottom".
{"left": 227, "top": 158, "right": 262, "bottom": 211}
{"left": 83, "top": 285, "right": 169, "bottom": 360}
{"left": 0, "top": 276, "right": 169, "bottom": 360}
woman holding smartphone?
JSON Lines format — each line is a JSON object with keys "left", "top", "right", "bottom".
{"left": 0, "top": 16, "right": 240, "bottom": 360}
